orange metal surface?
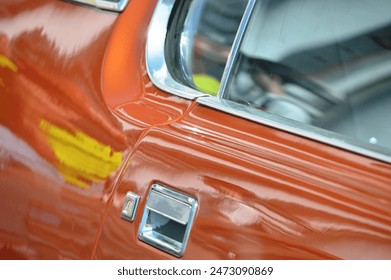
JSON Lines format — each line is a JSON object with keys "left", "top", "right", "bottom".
{"left": 1, "top": 0, "right": 391, "bottom": 260}
{"left": 95, "top": 104, "right": 391, "bottom": 259}
{"left": 0, "top": 0, "right": 122, "bottom": 259}
{"left": 0, "top": 0, "right": 194, "bottom": 259}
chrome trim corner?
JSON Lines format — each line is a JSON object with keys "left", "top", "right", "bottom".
{"left": 146, "top": 0, "right": 209, "bottom": 100}
{"left": 69, "top": 0, "right": 129, "bottom": 12}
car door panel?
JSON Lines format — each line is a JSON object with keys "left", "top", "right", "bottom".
{"left": 95, "top": 104, "right": 391, "bottom": 259}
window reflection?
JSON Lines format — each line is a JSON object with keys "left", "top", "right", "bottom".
{"left": 225, "top": 0, "right": 391, "bottom": 150}
{"left": 167, "top": 0, "right": 248, "bottom": 95}
{"left": 193, "top": 0, "right": 247, "bottom": 83}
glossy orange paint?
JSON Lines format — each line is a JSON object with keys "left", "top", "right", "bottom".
{"left": 1, "top": 0, "right": 391, "bottom": 260}
{"left": 93, "top": 0, "right": 391, "bottom": 259}
{"left": 0, "top": 0, "right": 194, "bottom": 259}
{"left": 0, "top": 0, "right": 122, "bottom": 259}
{"left": 95, "top": 104, "right": 391, "bottom": 259}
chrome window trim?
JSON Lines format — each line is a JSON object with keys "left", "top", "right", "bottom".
{"left": 217, "top": 0, "right": 257, "bottom": 98}
{"left": 68, "top": 0, "right": 129, "bottom": 12}
{"left": 145, "top": 0, "right": 391, "bottom": 164}
{"left": 197, "top": 96, "right": 391, "bottom": 163}
{"left": 146, "top": 0, "right": 209, "bottom": 100}
{"left": 179, "top": 0, "right": 209, "bottom": 86}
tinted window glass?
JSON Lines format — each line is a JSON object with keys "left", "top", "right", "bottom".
{"left": 224, "top": 0, "right": 391, "bottom": 150}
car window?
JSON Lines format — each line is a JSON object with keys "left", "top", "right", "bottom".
{"left": 164, "top": 0, "right": 248, "bottom": 95}
{"left": 222, "top": 0, "right": 391, "bottom": 151}
{"left": 146, "top": 0, "right": 391, "bottom": 162}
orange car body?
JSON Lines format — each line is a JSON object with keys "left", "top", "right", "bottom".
{"left": 1, "top": 0, "right": 390, "bottom": 259}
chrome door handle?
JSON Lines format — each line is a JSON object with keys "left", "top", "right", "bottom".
{"left": 138, "top": 183, "right": 198, "bottom": 257}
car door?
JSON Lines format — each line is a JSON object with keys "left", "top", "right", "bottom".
{"left": 93, "top": 0, "right": 391, "bottom": 259}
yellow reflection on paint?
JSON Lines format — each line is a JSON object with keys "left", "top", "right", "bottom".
{"left": 40, "top": 120, "right": 122, "bottom": 189}
{"left": 0, "top": 55, "right": 17, "bottom": 72}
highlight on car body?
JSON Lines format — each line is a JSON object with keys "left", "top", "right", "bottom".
{"left": 69, "top": 0, "right": 130, "bottom": 11}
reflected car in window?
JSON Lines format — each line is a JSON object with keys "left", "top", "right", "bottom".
{"left": 0, "top": 0, "right": 390, "bottom": 259}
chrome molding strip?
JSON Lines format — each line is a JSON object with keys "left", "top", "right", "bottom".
{"left": 197, "top": 96, "right": 391, "bottom": 164}
{"left": 69, "top": 0, "right": 129, "bottom": 12}
{"left": 146, "top": 0, "right": 209, "bottom": 100}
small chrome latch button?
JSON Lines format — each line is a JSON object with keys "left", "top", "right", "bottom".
{"left": 121, "top": 192, "right": 140, "bottom": 222}
{"left": 138, "top": 184, "right": 198, "bottom": 257}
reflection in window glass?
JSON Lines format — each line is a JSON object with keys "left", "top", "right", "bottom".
{"left": 192, "top": 0, "right": 247, "bottom": 95}
{"left": 166, "top": 0, "right": 248, "bottom": 95}
{"left": 225, "top": 0, "right": 391, "bottom": 150}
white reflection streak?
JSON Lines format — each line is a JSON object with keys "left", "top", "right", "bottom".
{"left": 0, "top": 125, "right": 61, "bottom": 181}
{"left": 0, "top": 3, "right": 115, "bottom": 56}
